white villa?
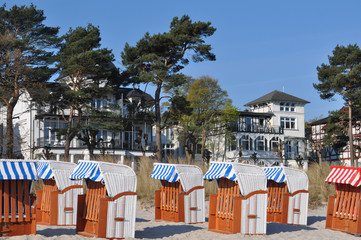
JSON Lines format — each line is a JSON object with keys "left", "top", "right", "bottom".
{"left": 209, "top": 90, "right": 309, "bottom": 165}
{"left": 0, "top": 85, "right": 155, "bottom": 163}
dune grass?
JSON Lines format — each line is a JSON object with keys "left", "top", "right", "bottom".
{"left": 307, "top": 162, "right": 335, "bottom": 208}
{"left": 135, "top": 156, "right": 217, "bottom": 203}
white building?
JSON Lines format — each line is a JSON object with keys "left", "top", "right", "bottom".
{"left": 209, "top": 90, "right": 309, "bottom": 165}
{"left": 245, "top": 90, "right": 309, "bottom": 160}
{"left": 0, "top": 85, "right": 155, "bottom": 163}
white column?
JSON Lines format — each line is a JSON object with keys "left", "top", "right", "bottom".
{"left": 120, "top": 155, "right": 124, "bottom": 165}
{"left": 131, "top": 155, "right": 135, "bottom": 170}
{"left": 303, "top": 160, "right": 308, "bottom": 171}
{"left": 70, "top": 155, "right": 74, "bottom": 163}
{"left": 56, "top": 154, "right": 60, "bottom": 161}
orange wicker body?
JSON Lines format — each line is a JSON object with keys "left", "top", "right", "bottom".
{"left": 155, "top": 181, "right": 185, "bottom": 222}
{"left": 267, "top": 180, "right": 289, "bottom": 223}
{"left": 326, "top": 184, "right": 361, "bottom": 235}
{"left": 76, "top": 180, "right": 137, "bottom": 239}
{"left": 0, "top": 180, "right": 36, "bottom": 237}
{"left": 208, "top": 178, "right": 242, "bottom": 234}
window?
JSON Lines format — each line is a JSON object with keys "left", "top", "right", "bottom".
{"left": 270, "top": 137, "right": 280, "bottom": 151}
{"left": 280, "top": 117, "right": 296, "bottom": 129}
{"left": 280, "top": 102, "right": 295, "bottom": 112}
{"left": 241, "top": 135, "right": 252, "bottom": 150}
{"left": 255, "top": 136, "right": 266, "bottom": 151}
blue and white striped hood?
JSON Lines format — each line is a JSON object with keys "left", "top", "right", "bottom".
{"left": 203, "top": 163, "right": 236, "bottom": 181}
{"left": 263, "top": 167, "right": 286, "bottom": 183}
{"left": 150, "top": 163, "right": 203, "bottom": 192}
{"left": 263, "top": 166, "right": 309, "bottom": 194}
{"left": 37, "top": 161, "right": 54, "bottom": 179}
{"left": 38, "top": 160, "right": 80, "bottom": 191}
{"left": 70, "top": 160, "right": 137, "bottom": 198}
{"left": 150, "top": 164, "right": 179, "bottom": 182}
{"left": 204, "top": 162, "right": 267, "bottom": 197}
{"left": 70, "top": 161, "right": 103, "bottom": 182}
{"left": 0, "top": 160, "right": 37, "bottom": 180}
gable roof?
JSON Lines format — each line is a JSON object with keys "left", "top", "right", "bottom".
{"left": 245, "top": 90, "right": 310, "bottom": 106}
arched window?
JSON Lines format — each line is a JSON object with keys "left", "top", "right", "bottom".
{"left": 270, "top": 137, "right": 280, "bottom": 151}
{"left": 255, "top": 136, "right": 266, "bottom": 151}
{"left": 241, "top": 135, "right": 253, "bottom": 150}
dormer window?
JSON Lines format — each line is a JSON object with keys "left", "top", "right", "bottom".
{"left": 280, "top": 102, "right": 295, "bottom": 112}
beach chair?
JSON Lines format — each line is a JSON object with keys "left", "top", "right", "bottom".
{"left": 71, "top": 160, "right": 137, "bottom": 239}
{"left": 36, "top": 160, "right": 83, "bottom": 226}
{"left": 263, "top": 167, "right": 309, "bottom": 225}
{"left": 204, "top": 162, "right": 267, "bottom": 235}
{"left": 150, "top": 163, "right": 205, "bottom": 224}
{"left": 325, "top": 166, "right": 361, "bottom": 235}
{"left": 0, "top": 159, "right": 37, "bottom": 237}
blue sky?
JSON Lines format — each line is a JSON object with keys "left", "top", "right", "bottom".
{"left": 6, "top": 0, "right": 361, "bottom": 121}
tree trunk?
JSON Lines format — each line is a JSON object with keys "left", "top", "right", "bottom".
{"left": 185, "top": 146, "right": 192, "bottom": 164}
{"left": 201, "top": 128, "right": 206, "bottom": 161}
{"left": 5, "top": 103, "right": 15, "bottom": 159}
{"left": 154, "top": 84, "right": 162, "bottom": 162}
{"left": 63, "top": 106, "right": 75, "bottom": 162}
{"left": 348, "top": 102, "right": 355, "bottom": 167}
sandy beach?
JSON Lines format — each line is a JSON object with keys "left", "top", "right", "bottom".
{"left": 5, "top": 202, "right": 359, "bottom": 240}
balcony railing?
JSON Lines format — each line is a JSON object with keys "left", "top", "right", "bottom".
{"left": 36, "top": 138, "right": 155, "bottom": 151}
{"left": 228, "top": 124, "right": 283, "bottom": 134}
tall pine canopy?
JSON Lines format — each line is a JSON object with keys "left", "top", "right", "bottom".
{"left": 121, "top": 15, "right": 216, "bottom": 161}
{"left": 314, "top": 44, "right": 361, "bottom": 166}
{"left": 55, "top": 24, "right": 118, "bottom": 161}
{"left": 0, "top": 4, "right": 59, "bottom": 158}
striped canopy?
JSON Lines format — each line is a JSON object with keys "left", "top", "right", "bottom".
{"left": 263, "top": 167, "right": 286, "bottom": 183}
{"left": 203, "top": 163, "right": 236, "bottom": 181}
{"left": 204, "top": 162, "right": 267, "bottom": 196}
{"left": 326, "top": 166, "right": 361, "bottom": 187}
{"left": 70, "top": 161, "right": 103, "bottom": 182}
{"left": 0, "top": 160, "right": 37, "bottom": 180}
{"left": 37, "top": 161, "right": 54, "bottom": 179}
{"left": 150, "top": 164, "right": 179, "bottom": 182}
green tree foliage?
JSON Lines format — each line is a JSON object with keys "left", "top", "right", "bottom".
{"left": 314, "top": 44, "right": 361, "bottom": 166}
{"left": 121, "top": 15, "right": 216, "bottom": 161}
{"left": 322, "top": 108, "right": 361, "bottom": 163}
{"left": 0, "top": 4, "right": 60, "bottom": 158}
{"left": 55, "top": 24, "right": 119, "bottom": 160}
{"left": 164, "top": 76, "right": 238, "bottom": 163}
{"left": 187, "top": 76, "right": 235, "bottom": 162}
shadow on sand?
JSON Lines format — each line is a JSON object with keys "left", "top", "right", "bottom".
{"left": 267, "top": 222, "right": 316, "bottom": 235}
{"left": 137, "top": 217, "right": 151, "bottom": 222}
{"left": 307, "top": 216, "right": 326, "bottom": 225}
{"left": 136, "top": 225, "right": 202, "bottom": 238}
{"left": 37, "top": 227, "right": 76, "bottom": 237}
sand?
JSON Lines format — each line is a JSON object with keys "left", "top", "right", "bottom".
{"left": 7, "top": 203, "right": 359, "bottom": 240}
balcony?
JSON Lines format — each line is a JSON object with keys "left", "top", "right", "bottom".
{"left": 36, "top": 137, "right": 155, "bottom": 151}
{"left": 228, "top": 124, "right": 283, "bottom": 134}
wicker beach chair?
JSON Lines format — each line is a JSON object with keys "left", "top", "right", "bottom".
{"left": 325, "top": 166, "right": 361, "bottom": 235}
{"left": 0, "top": 159, "right": 37, "bottom": 237}
{"left": 204, "top": 162, "right": 267, "bottom": 235}
{"left": 263, "top": 167, "right": 309, "bottom": 225}
{"left": 150, "top": 163, "right": 205, "bottom": 224}
{"left": 36, "top": 160, "right": 83, "bottom": 226}
{"left": 71, "top": 160, "right": 137, "bottom": 239}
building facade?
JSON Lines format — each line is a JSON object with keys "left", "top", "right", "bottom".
{"left": 210, "top": 90, "right": 309, "bottom": 165}
{"left": 310, "top": 116, "right": 361, "bottom": 165}
{"left": 0, "top": 86, "right": 155, "bottom": 163}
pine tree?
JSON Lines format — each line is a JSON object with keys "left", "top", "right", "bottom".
{"left": 55, "top": 24, "right": 118, "bottom": 161}
{"left": 0, "top": 4, "right": 60, "bottom": 158}
{"left": 314, "top": 44, "right": 361, "bottom": 167}
{"left": 122, "top": 15, "right": 216, "bottom": 161}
